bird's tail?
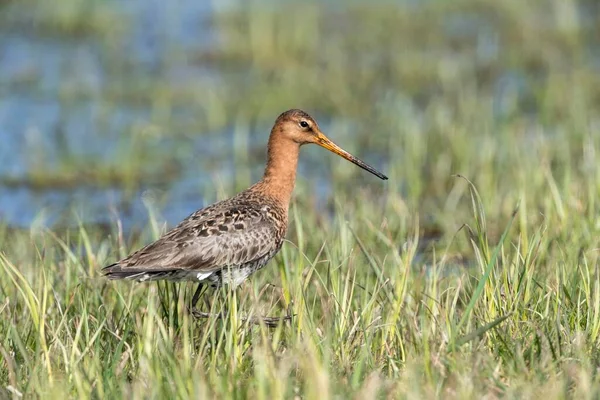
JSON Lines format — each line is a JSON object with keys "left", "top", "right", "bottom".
{"left": 102, "top": 264, "right": 179, "bottom": 282}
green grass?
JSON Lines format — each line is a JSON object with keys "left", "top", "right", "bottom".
{"left": 2, "top": 0, "right": 600, "bottom": 398}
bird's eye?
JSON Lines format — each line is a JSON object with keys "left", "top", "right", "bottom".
{"left": 299, "top": 120, "right": 309, "bottom": 129}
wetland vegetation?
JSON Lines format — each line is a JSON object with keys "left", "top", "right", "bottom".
{"left": 1, "top": 0, "right": 600, "bottom": 398}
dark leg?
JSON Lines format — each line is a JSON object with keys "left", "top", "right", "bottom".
{"left": 190, "top": 283, "right": 294, "bottom": 327}
{"left": 191, "top": 310, "right": 293, "bottom": 327}
{"left": 191, "top": 283, "right": 204, "bottom": 309}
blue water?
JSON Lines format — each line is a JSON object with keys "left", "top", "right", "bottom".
{"left": 0, "top": 0, "right": 224, "bottom": 228}
{"left": 0, "top": 0, "right": 370, "bottom": 229}
{"left": 0, "top": 0, "right": 596, "bottom": 229}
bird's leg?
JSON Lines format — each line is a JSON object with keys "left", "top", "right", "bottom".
{"left": 190, "top": 283, "right": 205, "bottom": 312}
{"left": 191, "top": 309, "right": 293, "bottom": 327}
{"left": 190, "top": 283, "right": 294, "bottom": 327}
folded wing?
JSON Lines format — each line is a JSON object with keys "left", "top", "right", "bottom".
{"left": 103, "top": 201, "right": 279, "bottom": 280}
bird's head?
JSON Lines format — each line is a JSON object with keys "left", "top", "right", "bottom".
{"left": 272, "top": 109, "right": 388, "bottom": 180}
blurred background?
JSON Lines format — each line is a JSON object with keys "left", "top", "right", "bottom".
{"left": 0, "top": 0, "right": 598, "bottom": 235}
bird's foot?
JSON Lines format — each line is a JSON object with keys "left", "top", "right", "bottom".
{"left": 190, "top": 308, "right": 293, "bottom": 327}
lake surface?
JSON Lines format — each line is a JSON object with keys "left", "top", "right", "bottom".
{"left": 0, "top": 0, "right": 256, "bottom": 229}
{"left": 0, "top": 0, "right": 597, "bottom": 230}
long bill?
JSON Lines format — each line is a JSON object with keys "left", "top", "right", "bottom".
{"left": 315, "top": 133, "right": 388, "bottom": 180}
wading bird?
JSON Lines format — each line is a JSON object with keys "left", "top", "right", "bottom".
{"left": 103, "top": 109, "right": 387, "bottom": 321}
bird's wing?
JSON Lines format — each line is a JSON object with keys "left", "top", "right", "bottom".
{"left": 102, "top": 200, "right": 281, "bottom": 278}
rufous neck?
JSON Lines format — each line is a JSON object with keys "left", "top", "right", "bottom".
{"left": 258, "top": 136, "right": 300, "bottom": 207}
